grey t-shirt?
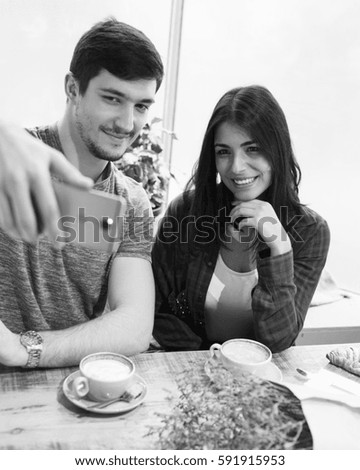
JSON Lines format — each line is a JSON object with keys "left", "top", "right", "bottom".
{"left": 0, "top": 125, "right": 153, "bottom": 333}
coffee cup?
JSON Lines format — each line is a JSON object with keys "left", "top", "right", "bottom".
{"left": 73, "top": 352, "right": 135, "bottom": 402}
{"left": 209, "top": 338, "right": 272, "bottom": 376}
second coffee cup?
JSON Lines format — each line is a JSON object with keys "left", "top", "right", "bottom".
{"left": 210, "top": 338, "right": 272, "bottom": 376}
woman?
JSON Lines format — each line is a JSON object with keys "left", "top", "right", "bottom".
{"left": 152, "top": 85, "right": 330, "bottom": 353}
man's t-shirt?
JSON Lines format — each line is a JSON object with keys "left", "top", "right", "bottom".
{"left": 0, "top": 124, "right": 153, "bottom": 333}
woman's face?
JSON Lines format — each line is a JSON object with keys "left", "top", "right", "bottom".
{"left": 214, "top": 122, "right": 272, "bottom": 201}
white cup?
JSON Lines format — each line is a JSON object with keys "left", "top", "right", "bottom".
{"left": 210, "top": 338, "right": 272, "bottom": 376}
{"left": 73, "top": 352, "right": 135, "bottom": 402}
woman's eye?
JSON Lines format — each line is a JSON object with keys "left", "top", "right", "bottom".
{"left": 247, "top": 146, "right": 261, "bottom": 153}
{"left": 215, "top": 149, "right": 230, "bottom": 157}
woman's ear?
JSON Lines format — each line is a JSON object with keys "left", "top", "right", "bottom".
{"left": 64, "top": 72, "right": 79, "bottom": 102}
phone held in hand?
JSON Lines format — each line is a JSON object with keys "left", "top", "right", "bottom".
{"left": 53, "top": 181, "right": 126, "bottom": 253}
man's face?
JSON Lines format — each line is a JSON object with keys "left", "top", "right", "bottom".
{"left": 72, "top": 69, "right": 157, "bottom": 162}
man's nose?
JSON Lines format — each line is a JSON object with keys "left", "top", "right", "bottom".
{"left": 114, "top": 106, "right": 134, "bottom": 134}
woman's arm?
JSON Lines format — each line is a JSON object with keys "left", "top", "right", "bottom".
{"left": 152, "top": 197, "right": 204, "bottom": 350}
{"left": 251, "top": 215, "right": 330, "bottom": 352}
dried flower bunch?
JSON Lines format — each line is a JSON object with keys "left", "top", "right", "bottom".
{"left": 153, "top": 363, "right": 310, "bottom": 450}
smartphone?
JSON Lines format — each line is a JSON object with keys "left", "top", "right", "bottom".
{"left": 52, "top": 180, "right": 126, "bottom": 252}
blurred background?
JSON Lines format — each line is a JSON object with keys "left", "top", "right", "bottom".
{"left": 0, "top": 0, "right": 359, "bottom": 292}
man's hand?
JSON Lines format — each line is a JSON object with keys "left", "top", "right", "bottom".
{"left": 0, "top": 120, "right": 93, "bottom": 243}
{"left": 0, "top": 320, "right": 27, "bottom": 367}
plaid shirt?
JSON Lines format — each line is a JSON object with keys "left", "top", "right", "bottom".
{"left": 152, "top": 194, "right": 330, "bottom": 353}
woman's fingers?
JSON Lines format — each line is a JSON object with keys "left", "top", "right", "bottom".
{"left": 229, "top": 205, "right": 254, "bottom": 225}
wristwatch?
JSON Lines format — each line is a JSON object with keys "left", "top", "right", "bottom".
{"left": 20, "top": 331, "right": 43, "bottom": 368}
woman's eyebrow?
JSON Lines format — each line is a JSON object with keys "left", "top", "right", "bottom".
{"left": 214, "top": 141, "right": 257, "bottom": 147}
{"left": 240, "top": 140, "right": 256, "bottom": 147}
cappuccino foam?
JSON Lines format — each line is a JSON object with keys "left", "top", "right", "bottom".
{"left": 83, "top": 359, "right": 131, "bottom": 381}
{"left": 223, "top": 342, "right": 269, "bottom": 364}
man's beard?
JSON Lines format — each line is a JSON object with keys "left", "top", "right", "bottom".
{"left": 85, "top": 138, "right": 125, "bottom": 162}
{"left": 75, "top": 116, "right": 132, "bottom": 162}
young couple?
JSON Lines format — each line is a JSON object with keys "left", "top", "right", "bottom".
{"left": 0, "top": 18, "right": 329, "bottom": 368}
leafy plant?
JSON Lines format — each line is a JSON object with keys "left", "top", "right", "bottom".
{"left": 116, "top": 118, "right": 173, "bottom": 217}
{"left": 149, "top": 362, "right": 308, "bottom": 450}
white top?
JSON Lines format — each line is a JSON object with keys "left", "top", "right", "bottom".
{"left": 204, "top": 253, "right": 258, "bottom": 343}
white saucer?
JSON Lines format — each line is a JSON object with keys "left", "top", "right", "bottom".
{"left": 63, "top": 370, "right": 147, "bottom": 414}
{"left": 253, "top": 361, "right": 283, "bottom": 382}
{"left": 204, "top": 358, "right": 283, "bottom": 383}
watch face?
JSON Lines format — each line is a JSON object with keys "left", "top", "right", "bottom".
{"left": 20, "top": 331, "right": 43, "bottom": 368}
{"left": 21, "top": 330, "right": 43, "bottom": 346}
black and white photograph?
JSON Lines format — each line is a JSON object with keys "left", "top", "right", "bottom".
{"left": 0, "top": 0, "right": 359, "bottom": 467}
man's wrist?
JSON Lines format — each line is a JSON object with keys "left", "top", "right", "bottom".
{"left": 9, "top": 333, "right": 28, "bottom": 367}
{"left": 19, "top": 331, "right": 43, "bottom": 368}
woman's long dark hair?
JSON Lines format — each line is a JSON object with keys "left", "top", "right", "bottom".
{"left": 183, "top": 85, "right": 303, "bottom": 246}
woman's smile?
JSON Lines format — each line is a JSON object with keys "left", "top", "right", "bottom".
{"left": 232, "top": 176, "right": 258, "bottom": 186}
{"left": 214, "top": 122, "right": 272, "bottom": 201}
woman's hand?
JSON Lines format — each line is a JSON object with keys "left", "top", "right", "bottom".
{"left": 229, "top": 199, "right": 292, "bottom": 256}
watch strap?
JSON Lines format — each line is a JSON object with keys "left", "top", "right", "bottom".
{"left": 20, "top": 331, "right": 43, "bottom": 368}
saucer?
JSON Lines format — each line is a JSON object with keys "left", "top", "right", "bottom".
{"left": 253, "top": 361, "right": 283, "bottom": 382}
{"left": 204, "top": 358, "right": 283, "bottom": 383}
{"left": 63, "top": 370, "right": 147, "bottom": 414}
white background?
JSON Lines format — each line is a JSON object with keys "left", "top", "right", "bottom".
{"left": 0, "top": 0, "right": 359, "bottom": 291}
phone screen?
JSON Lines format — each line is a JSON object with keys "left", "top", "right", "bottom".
{"left": 53, "top": 181, "right": 126, "bottom": 252}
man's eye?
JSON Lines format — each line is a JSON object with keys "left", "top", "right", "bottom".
{"left": 103, "top": 96, "right": 120, "bottom": 104}
{"left": 136, "top": 104, "right": 149, "bottom": 113}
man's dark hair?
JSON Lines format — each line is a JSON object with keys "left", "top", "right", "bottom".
{"left": 70, "top": 18, "right": 164, "bottom": 94}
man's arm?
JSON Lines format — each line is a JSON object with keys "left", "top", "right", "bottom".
{"left": 1, "top": 256, "right": 155, "bottom": 367}
{"left": 0, "top": 120, "right": 92, "bottom": 243}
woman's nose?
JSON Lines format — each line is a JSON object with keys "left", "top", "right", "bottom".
{"left": 230, "top": 152, "right": 247, "bottom": 173}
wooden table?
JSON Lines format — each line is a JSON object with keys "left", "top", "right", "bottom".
{"left": 1, "top": 343, "right": 360, "bottom": 450}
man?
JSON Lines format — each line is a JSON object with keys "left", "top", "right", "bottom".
{"left": 0, "top": 18, "right": 164, "bottom": 368}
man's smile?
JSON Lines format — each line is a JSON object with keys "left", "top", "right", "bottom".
{"left": 101, "top": 128, "right": 132, "bottom": 141}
